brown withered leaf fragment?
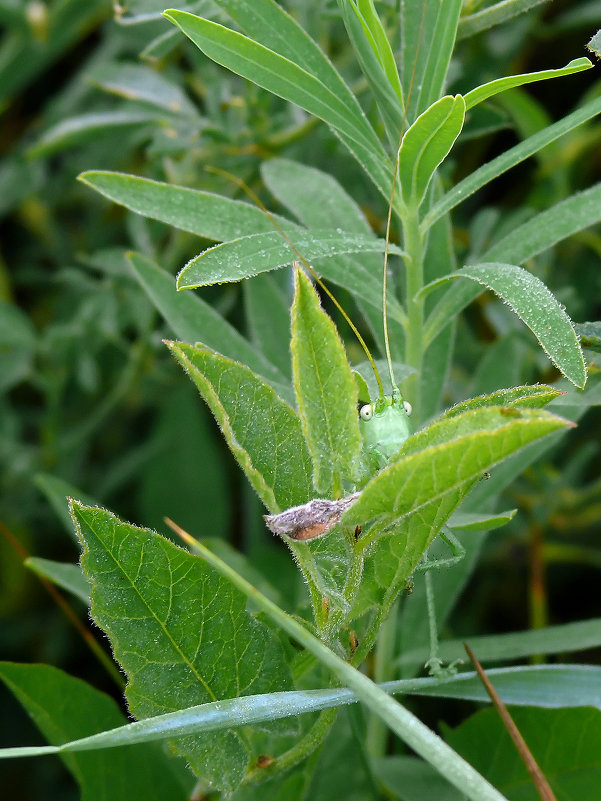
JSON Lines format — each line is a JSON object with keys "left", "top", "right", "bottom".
{"left": 264, "top": 493, "right": 361, "bottom": 540}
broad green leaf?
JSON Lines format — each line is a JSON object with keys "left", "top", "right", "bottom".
{"left": 482, "top": 182, "right": 601, "bottom": 264}
{"left": 87, "top": 62, "right": 199, "bottom": 115}
{"left": 25, "top": 557, "right": 90, "bottom": 605}
{"left": 28, "top": 111, "right": 162, "bottom": 158}
{"left": 338, "top": 0, "right": 404, "bottom": 143}
{"left": 443, "top": 385, "right": 562, "bottom": 417}
{"left": 71, "top": 502, "right": 292, "bottom": 792}
{"left": 401, "top": 617, "right": 601, "bottom": 668}
{"left": 127, "top": 252, "right": 292, "bottom": 402}
{"left": 398, "top": 95, "right": 465, "bottom": 208}
{"left": 446, "top": 706, "right": 601, "bottom": 800}
{"left": 400, "top": 394, "right": 594, "bottom": 679}
{"left": 576, "top": 321, "right": 601, "bottom": 353}
{"left": 423, "top": 94, "right": 601, "bottom": 229}
{"left": 426, "top": 263, "right": 586, "bottom": 388}
{"left": 167, "top": 341, "right": 313, "bottom": 511}
{"left": 447, "top": 509, "right": 517, "bottom": 532}
{"left": 400, "top": 0, "right": 462, "bottom": 122}
{"left": 3, "top": 665, "right": 598, "bottom": 762}
{"left": 176, "top": 230, "right": 404, "bottom": 289}
{"left": 343, "top": 407, "right": 569, "bottom": 615}
{"left": 163, "top": 8, "right": 394, "bottom": 200}
{"left": 163, "top": 534, "right": 510, "bottom": 801}
{"left": 291, "top": 269, "right": 362, "bottom": 497}
{"left": 458, "top": 0, "right": 557, "bottom": 40}
{"left": 464, "top": 58, "right": 592, "bottom": 110}
{"left": 0, "top": 662, "right": 191, "bottom": 799}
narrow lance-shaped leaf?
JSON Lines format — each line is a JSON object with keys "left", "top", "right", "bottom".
{"left": 400, "top": 0, "right": 462, "bottom": 122}
{"left": 398, "top": 95, "right": 466, "bottom": 208}
{"left": 163, "top": 8, "right": 394, "bottom": 199}
{"left": 176, "top": 229, "right": 404, "bottom": 289}
{"left": 167, "top": 341, "right": 313, "bottom": 512}
{"left": 291, "top": 269, "right": 362, "bottom": 497}
{"left": 260, "top": 157, "right": 407, "bottom": 327}
{"left": 79, "top": 170, "right": 280, "bottom": 239}
{"left": 3, "top": 664, "right": 598, "bottom": 761}
{"left": 464, "top": 58, "right": 592, "bottom": 110}
{"left": 423, "top": 94, "right": 601, "bottom": 229}
{"left": 443, "top": 385, "right": 563, "bottom": 418}
{"left": 424, "top": 263, "right": 586, "bottom": 388}
{"left": 339, "top": 0, "right": 404, "bottom": 143}
{"left": 80, "top": 172, "right": 396, "bottom": 320}
{"left": 71, "top": 502, "right": 293, "bottom": 793}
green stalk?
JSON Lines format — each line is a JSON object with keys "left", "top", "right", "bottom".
{"left": 402, "top": 202, "right": 426, "bottom": 416}
{"left": 366, "top": 598, "right": 400, "bottom": 758}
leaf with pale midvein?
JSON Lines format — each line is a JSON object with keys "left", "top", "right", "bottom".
{"left": 423, "top": 94, "right": 601, "bottom": 229}
{"left": 79, "top": 170, "right": 280, "bottom": 239}
{"left": 167, "top": 341, "right": 313, "bottom": 512}
{"left": 163, "top": 9, "right": 393, "bottom": 199}
{"left": 400, "top": 0, "right": 462, "bottom": 122}
{"left": 425, "top": 263, "right": 586, "bottom": 388}
{"left": 443, "top": 385, "right": 562, "bottom": 418}
{"left": 71, "top": 502, "right": 292, "bottom": 792}
{"left": 176, "top": 230, "right": 404, "bottom": 289}
{"left": 343, "top": 407, "right": 569, "bottom": 616}
{"left": 464, "top": 58, "right": 591, "bottom": 110}
{"left": 291, "top": 269, "right": 361, "bottom": 497}
{"left": 398, "top": 95, "right": 466, "bottom": 208}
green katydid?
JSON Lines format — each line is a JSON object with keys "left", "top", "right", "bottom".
{"left": 206, "top": 167, "right": 414, "bottom": 487}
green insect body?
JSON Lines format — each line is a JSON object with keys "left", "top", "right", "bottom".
{"left": 359, "top": 387, "right": 412, "bottom": 471}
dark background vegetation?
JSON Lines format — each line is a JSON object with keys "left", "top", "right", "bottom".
{"left": 1, "top": 1, "right": 600, "bottom": 797}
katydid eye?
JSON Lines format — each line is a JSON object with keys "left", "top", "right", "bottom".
{"left": 403, "top": 401, "right": 413, "bottom": 416}
{"left": 360, "top": 404, "right": 373, "bottom": 421}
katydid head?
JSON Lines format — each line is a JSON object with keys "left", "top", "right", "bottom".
{"left": 359, "top": 386, "right": 412, "bottom": 470}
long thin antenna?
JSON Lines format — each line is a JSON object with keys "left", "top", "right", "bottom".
{"left": 207, "top": 165, "right": 384, "bottom": 398}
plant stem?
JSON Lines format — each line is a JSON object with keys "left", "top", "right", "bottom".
{"left": 402, "top": 202, "right": 425, "bottom": 416}
{"left": 366, "top": 598, "right": 400, "bottom": 758}
{"left": 241, "top": 707, "right": 338, "bottom": 786}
